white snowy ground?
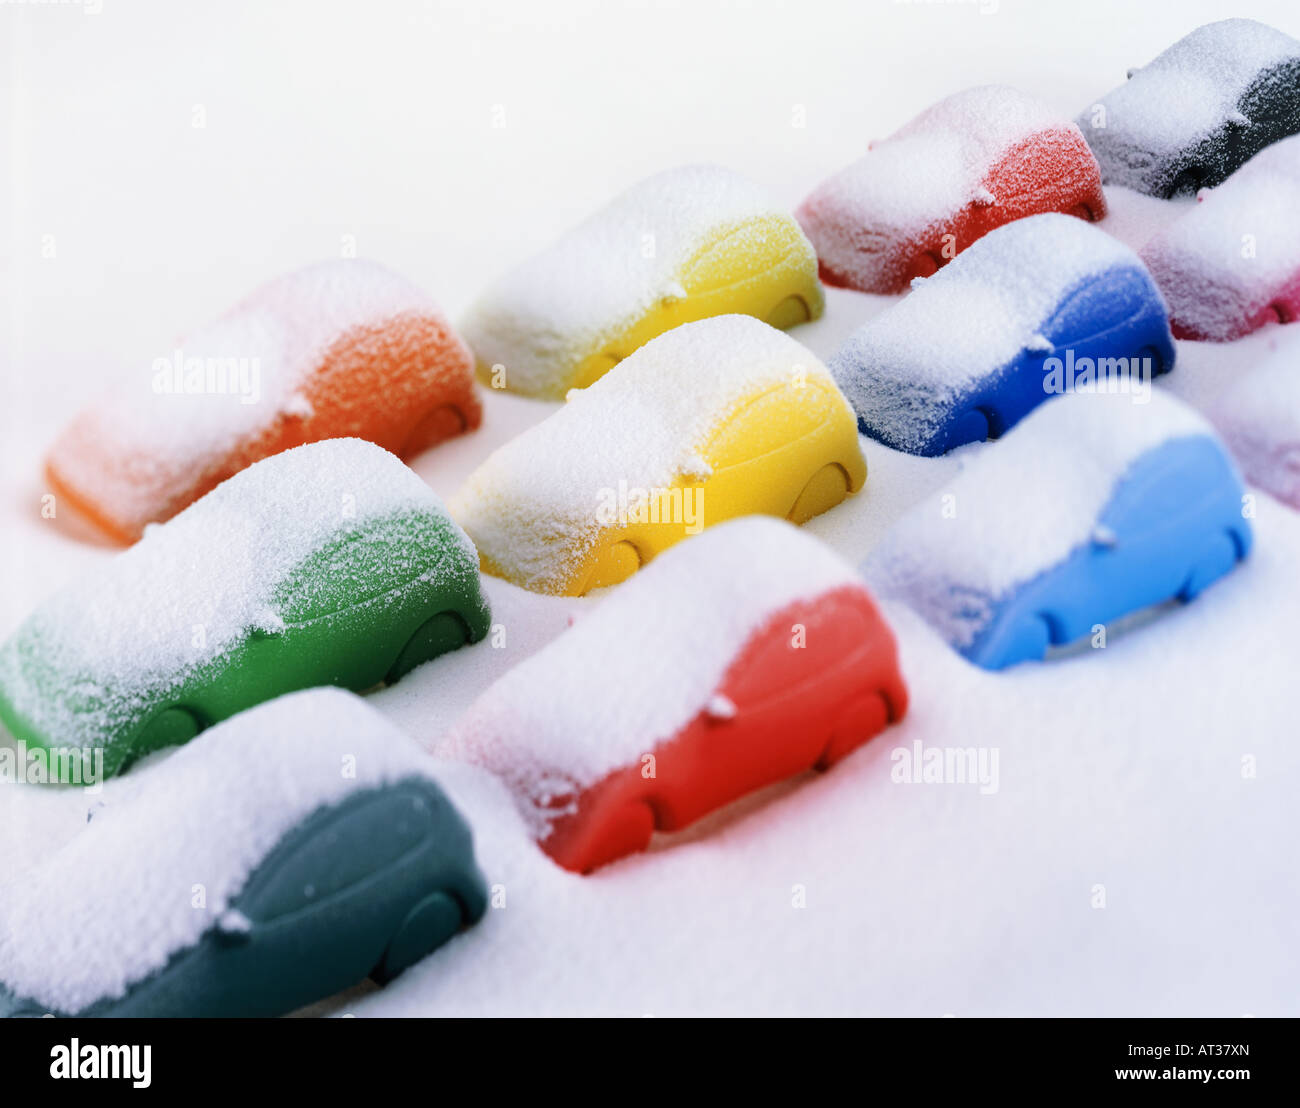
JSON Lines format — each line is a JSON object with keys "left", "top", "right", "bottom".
{"left": 2, "top": 0, "right": 1297, "bottom": 1016}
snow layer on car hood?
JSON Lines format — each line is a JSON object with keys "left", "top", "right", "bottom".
{"left": 1079, "top": 19, "right": 1300, "bottom": 177}
{"left": 435, "top": 517, "right": 864, "bottom": 840}
{"left": 864, "top": 390, "right": 1217, "bottom": 649}
{"left": 797, "top": 87, "right": 1083, "bottom": 276}
{"left": 830, "top": 214, "right": 1147, "bottom": 453}
{"left": 0, "top": 687, "right": 440, "bottom": 1013}
{"left": 47, "top": 259, "right": 452, "bottom": 532}
{"left": 461, "top": 164, "right": 809, "bottom": 396}
{"left": 0, "top": 438, "right": 475, "bottom": 752}
{"left": 1139, "top": 135, "right": 1300, "bottom": 339}
{"left": 451, "top": 314, "right": 842, "bottom": 593}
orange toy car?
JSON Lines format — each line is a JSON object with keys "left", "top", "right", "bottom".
{"left": 46, "top": 260, "right": 481, "bottom": 544}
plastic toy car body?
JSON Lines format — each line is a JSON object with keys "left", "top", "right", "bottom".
{"left": 1078, "top": 19, "right": 1300, "bottom": 198}
{"left": 830, "top": 214, "right": 1175, "bottom": 455}
{"left": 47, "top": 259, "right": 482, "bottom": 544}
{"left": 438, "top": 518, "right": 907, "bottom": 874}
{"left": 460, "top": 164, "right": 825, "bottom": 399}
{"left": 1211, "top": 333, "right": 1300, "bottom": 510}
{"left": 797, "top": 85, "right": 1107, "bottom": 295}
{"left": 0, "top": 439, "right": 490, "bottom": 782}
{"left": 1139, "top": 135, "right": 1300, "bottom": 341}
{"left": 452, "top": 315, "right": 866, "bottom": 596}
{"left": 0, "top": 689, "right": 488, "bottom": 1017}
{"left": 865, "top": 391, "right": 1251, "bottom": 671}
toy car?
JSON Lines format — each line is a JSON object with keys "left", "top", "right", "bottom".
{"left": 1078, "top": 18, "right": 1300, "bottom": 199}
{"left": 438, "top": 518, "right": 907, "bottom": 874}
{"left": 452, "top": 315, "right": 866, "bottom": 596}
{"left": 0, "top": 438, "right": 491, "bottom": 782}
{"left": 0, "top": 688, "right": 488, "bottom": 1017}
{"left": 797, "top": 85, "right": 1107, "bottom": 295}
{"left": 1139, "top": 135, "right": 1300, "bottom": 341}
{"left": 460, "top": 164, "right": 824, "bottom": 399}
{"left": 47, "top": 259, "right": 482, "bottom": 544}
{"left": 1211, "top": 333, "right": 1300, "bottom": 510}
{"left": 830, "top": 214, "right": 1175, "bottom": 455}
{"left": 865, "top": 391, "right": 1252, "bottom": 670}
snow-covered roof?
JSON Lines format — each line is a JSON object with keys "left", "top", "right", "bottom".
{"left": 1140, "top": 135, "right": 1300, "bottom": 339}
{"left": 435, "top": 517, "right": 864, "bottom": 840}
{"left": 0, "top": 688, "right": 443, "bottom": 1013}
{"left": 451, "top": 315, "right": 843, "bottom": 594}
{"left": 864, "top": 391, "right": 1218, "bottom": 650}
{"left": 0, "top": 438, "right": 477, "bottom": 753}
{"left": 831, "top": 214, "right": 1148, "bottom": 453}
{"left": 461, "top": 164, "right": 815, "bottom": 397}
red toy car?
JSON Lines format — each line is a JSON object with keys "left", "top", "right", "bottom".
{"left": 797, "top": 85, "right": 1107, "bottom": 294}
{"left": 438, "top": 518, "right": 908, "bottom": 874}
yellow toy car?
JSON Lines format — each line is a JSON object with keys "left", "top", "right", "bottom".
{"left": 461, "top": 165, "right": 825, "bottom": 400}
{"left": 451, "top": 315, "right": 866, "bottom": 596}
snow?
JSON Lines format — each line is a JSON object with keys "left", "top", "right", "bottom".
{"left": 797, "top": 86, "right": 1093, "bottom": 292}
{"left": 1139, "top": 134, "right": 1300, "bottom": 339}
{"left": 435, "top": 518, "right": 863, "bottom": 840}
{"left": 460, "top": 165, "right": 818, "bottom": 399}
{"left": 45, "top": 259, "right": 468, "bottom": 540}
{"left": 0, "top": 687, "right": 443, "bottom": 1013}
{"left": 0, "top": 438, "right": 478, "bottom": 758}
{"left": 830, "top": 214, "right": 1150, "bottom": 453}
{"left": 1079, "top": 19, "right": 1300, "bottom": 193}
{"left": 3, "top": 0, "right": 1298, "bottom": 1019}
{"left": 863, "top": 391, "right": 1217, "bottom": 649}
{"left": 451, "top": 314, "right": 846, "bottom": 594}
{"left": 1209, "top": 330, "right": 1300, "bottom": 508}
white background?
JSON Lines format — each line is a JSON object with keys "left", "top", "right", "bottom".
{"left": 3, "top": 0, "right": 1298, "bottom": 1015}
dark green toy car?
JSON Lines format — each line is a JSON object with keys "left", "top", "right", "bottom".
{"left": 0, "top": 438, "right": 490, "bottom": 782}
{"left": 0, "top": 688, "right": 488, "bottom": 1017}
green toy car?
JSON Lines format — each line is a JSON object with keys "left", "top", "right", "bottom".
{"left": 0, "top": 438, "right": 490, "bottom": 782}
{"left": 0, "top": 689, "right": 488, "bottom": 1017}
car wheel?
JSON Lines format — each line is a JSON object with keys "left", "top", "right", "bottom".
{"left": 907, "top": 251, "right": 942, "bottom": 282}
{"left": 1166, "top": 167, "right": 1203, "bottom": 199}
{"left": 581, "top": 540, "right": 642, "bottom": 594}
{"left": 1136, "top": 345, "right": 1164, "bottom": 378}
{"left": 764, "top": 295, "right": 812, "bottom": 330}
{"left": 788, "top": 463, "right": 851, "bottom": 524}
{"left": 1177, "top": 529, "right": 1243, "bottom": 602}
{"left": 816, "top": 690, "right": 891, "bottom": 769}
{"left": 399, "top": 403, "right": 467, "bottom": 456}
{"left": 371, "top": 890, "right": 467, "bottom": 985}
{"left": 385, "top": 611, "right": 471, "bottom": 683}
{"left": 581, "top": 798, "right": 658, "bottom": 873}
{"left": 126, "top": 706, "right": 204, "bottom": 770}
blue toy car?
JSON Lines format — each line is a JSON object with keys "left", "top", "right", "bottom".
{"left": 0, "top": 689, "right": 488, "bottom": 1017}
{"left": 865, "top": 391, "right": 1252, "bottom": 671}
{"left": 830, "top": 213, "right": 1175, "bottom": 457}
